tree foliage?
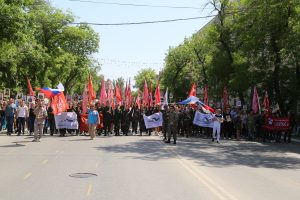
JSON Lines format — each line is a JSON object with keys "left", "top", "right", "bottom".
{"left": 134, "top": 68, "right": 158, "bottom": 91}
{"left": 0, "top": 0, "right": 100, "bottom": 95}
{"left": 162, "top": 0, "right": 300, "bottom": 112}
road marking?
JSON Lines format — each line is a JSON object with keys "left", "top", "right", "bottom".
{"left": 155, "top": 140, "right": 237, "bottom": 200}
{"left": 23, "top": 172, "right": 32, "bottom": 180}
{"left": 41, "top": 159, "right": 48, "bottom": 165}
{"left": 95, "top": 161, "right": 100, "bottom": 168}
{"left": 86, "top": 184, "right": 93, "bottom": 196}
{"left": 55, "top": 150, "right": 60, "bottom": 153}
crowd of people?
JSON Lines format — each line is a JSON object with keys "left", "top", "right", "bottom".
{"left": 0, "top": 97, "right": 297, "bottom": 144}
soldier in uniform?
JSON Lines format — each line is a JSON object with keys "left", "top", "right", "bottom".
{"left": 161, "top": 105, "right": 169, "bottom": 141}
{"left": 165, "top": 105, "right": 179, "bottom": 144}
{"left": 121, "top": 107, "right": 130, "bottom": 136}
{"left": 103, "top": 109, "right": 113, "bottom": 136}
{"left": 113, "top": 105, "right": 122, "bottom": 136}
{"left": 138, "top": 107, "right": 146, "bottom": 136}
{"left": 145, "top": 106, "right": 153, "bottom": 136}
{"left": 47, "top": 105, "right": 56, "bottom": 136}
{"left": 102, "top": 105, "right": 110, "bottom": 136}
{"left": 131, "top": 105, "right": 140, "bottom": 135}
{"left": 33, "top": 100, "right": 47, "bottom": 142}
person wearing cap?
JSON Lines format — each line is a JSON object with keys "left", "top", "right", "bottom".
{"left": 165, "top": 104, "right": 179, "bottom": 144}
{"left": 212, "top": 108, "right": 224, "bottom": 143}
{"left": 88, "top": 104, "right": 100, "bottom": 140}
{"left": 33, "top": 100, "right": 47, "bottom": 142}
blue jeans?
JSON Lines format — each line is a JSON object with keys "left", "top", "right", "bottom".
{"left": 6, "top": 116, "right": 14, "bottom": 134}
{"left": 18, "top": 117, "right": 26, "bottom": 135}
{"left": 28, "top": 117, "right": 35, "bottom": 133}
{"left": 0, "top": 117, "right": 6, "bottom": 131}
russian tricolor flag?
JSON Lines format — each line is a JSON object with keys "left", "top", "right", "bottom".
{"left": 37, "top": 82, "right": 65, "bottom": 99}
{"left": 179, "top": 96, "right": 215, "bottom": 114}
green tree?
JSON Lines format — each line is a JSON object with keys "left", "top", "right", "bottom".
{"left": 0, "top": 0, "right": 100, "bottom": 95}
{"left": 134, "top": 68, "right": 158, "bottom": 91}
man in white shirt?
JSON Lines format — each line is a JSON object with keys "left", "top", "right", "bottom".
{"left": 16, "top": 100, "right": 28, "bottom": 136}
{"left": 212, "top": 109, "right": 224, "bottom": 143}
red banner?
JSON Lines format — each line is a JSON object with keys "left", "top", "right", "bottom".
{"left": 263, "top": 117, "right": 291, "bottom": 132}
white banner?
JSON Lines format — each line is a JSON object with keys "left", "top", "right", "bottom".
{"left": 193, "top": 111, "right": 214, "bottom": 128}
{"left": 143, "top": 112, "right": 163, "bottom": 129}
{"left": 55, "top": 112, "right": 79, "bottom": 129}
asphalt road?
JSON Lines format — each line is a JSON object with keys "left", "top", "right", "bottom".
{"left": 0, "top": 134, "right": 300, "bottom": 200}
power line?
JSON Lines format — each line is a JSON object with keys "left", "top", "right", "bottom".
{"left": 71, "top": 15, "right": 217, "bottom": 26}
{"left": 68, "top": 0, "right": 208, "bottom": 10}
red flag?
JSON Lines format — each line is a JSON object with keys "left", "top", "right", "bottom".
{"left": 115, "top": 84, "right": 122, "bottom": 105}
{"left": 149, "top": 83, "right": 153, "bottom": 107}
{"left": 82, "top": 85, "right": 88, "bottom": 114}
{"left": 252, "top": 86, "right": 260, "bottom": 113}
{"left": 125, "top": 80, "right": 129, "bottom": 108}
{"left": 155, "top": 80, "right": 161, "bottom": 105}
{"left": 88, "top": 74, "right": 96, "bottom": 103}
{"left": 222, "top": 86, "right": 228, "bottom": 111}
{"left": 128, "top": 79, "right": 132, "bottom": 107}
{"left": 26, "top": 76, "right": 35, "bottom": 96}
{"left": 107, "top": 81, "right": 115, "bottom": 108}
{"left": 189, "top": 83, "right": 196, "bottom": 97}
{"left": 263, "top": 90, "right": 270, "bottom": 112}
{"left": 203, "top": 84, "right": 208, "bottom": 105}
{"left": 143, "top": 80, "right": 149, "bottom": 106}
{"left": 51, "top": 92, "right": 69, "bottom": 115}
{"left": 99, "top": 80, "right": 107, "bottom": 105}
{"left": 136, "top": 89, "right": 141, "bottom": 109}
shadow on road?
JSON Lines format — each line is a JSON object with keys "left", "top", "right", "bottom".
{"left": 0, "top": 143, "right": 26, "bottom": 148}
{"left": 65, "top": 138, "right": 93, "bottom": 142}
{"left": 95, "top": 137, "right": 300, "bottom": 169}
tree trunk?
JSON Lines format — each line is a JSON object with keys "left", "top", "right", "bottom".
{"left": 270, "top": 36, "right": 283, "bottom": 112}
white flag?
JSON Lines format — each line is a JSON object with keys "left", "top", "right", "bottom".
{"left": 143, "top": 112, "right": 163, "bottom": 129}
{"left": 161, "top": 88, "right": 168, "bottom": 109}
{"left": 193, "top": 111, "right": 214, "bottom": 128}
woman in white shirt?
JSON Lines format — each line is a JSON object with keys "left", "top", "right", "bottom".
{"left": 16, "top": 100, "right": 28, "bottom": 135}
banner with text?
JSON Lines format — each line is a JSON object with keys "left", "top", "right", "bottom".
{"left": 55, "top": 112, "right": 78, "bottom": 129}
{"left": 143, "top": 112, "right": 163, "bottom": 129}
{"left": 263, "top": 117, "right": 291, "bottom": 132}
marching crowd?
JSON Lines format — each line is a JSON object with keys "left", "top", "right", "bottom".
{"left": 0, "top": 97, "right": 297, "bottom": 144}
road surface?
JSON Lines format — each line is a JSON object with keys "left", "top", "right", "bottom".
{"left": 0, "top": 134, "right": 300, "bottom": 200}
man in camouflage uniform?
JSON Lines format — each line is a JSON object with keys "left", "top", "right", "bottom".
{"left": 161, "top": 105, "right": 169, "bottom": 141}
{"left": 165, "top": 105, "right": 179, "bottom": 144}
{"left": 33, "top": 100, "right": 47, "bottom": 142}
{"left": 113, "top": 105, "right": 122, "bottom": 136}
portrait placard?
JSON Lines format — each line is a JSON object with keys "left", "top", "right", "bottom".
{"left": 4, "top": 88, "right": 10, "bottom": 97}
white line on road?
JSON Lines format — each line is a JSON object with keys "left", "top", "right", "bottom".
{"left": 41, "top": 159, "right": 48, "bottom": 165}
{"left": 23, "top": 172, "right": 32, "bottom": 180}
{"left": 86, "top": 184, "right": 93, "bottom": 196}
{"left": 95, "top": 161, "right": 100, "bottom": 168}
{"left": 156, "top": 140, "right": 238, "bottom": 200}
